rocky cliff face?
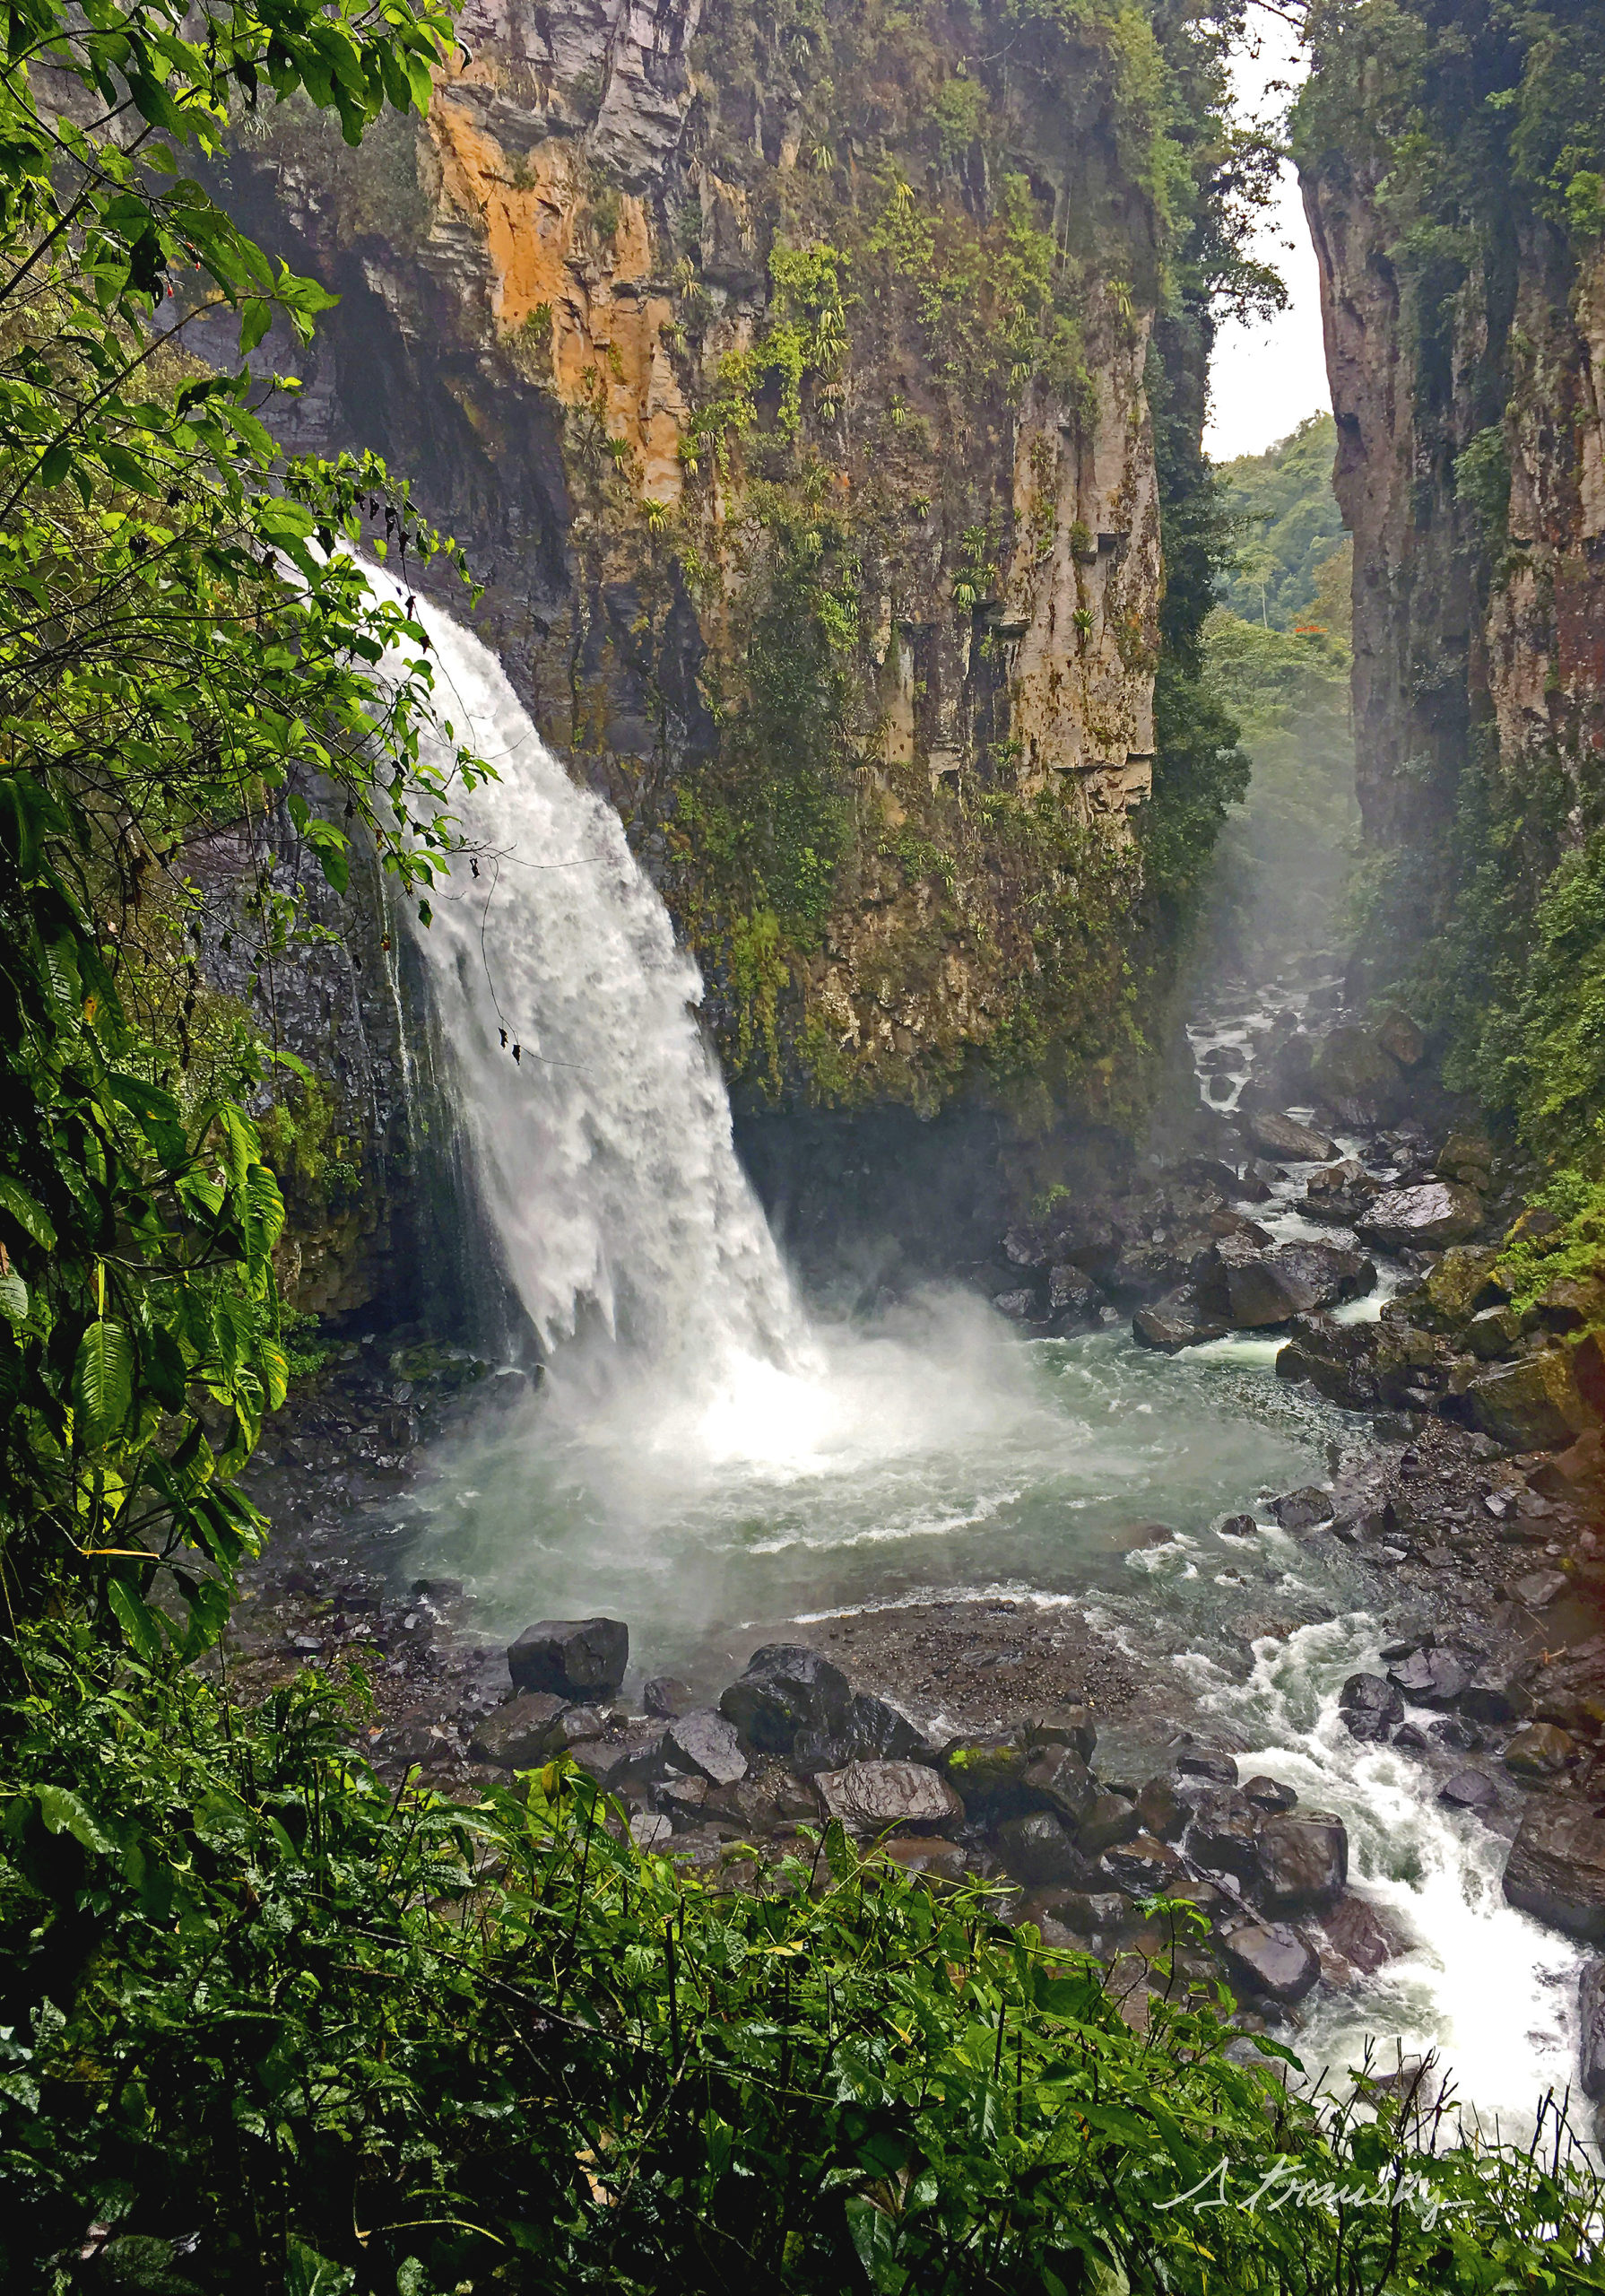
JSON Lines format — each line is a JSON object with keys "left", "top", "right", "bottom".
{"left": 1294, "top": 1, "right": 1605, "bottom": 1065}
{"left": 223, "top": 0, "right": 1237, "bottom": 1129}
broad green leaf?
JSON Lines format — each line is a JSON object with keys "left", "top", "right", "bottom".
{"left": 0, "top": 1271, "right": 28, "bottom": 1321}
{"left": 36, "top": 1784, "right": 114, "bottom": 1854}
{"left": 286, "top": 2239, "right": 356, "bottom": 2296}
{"left": 74, "top": 1317, "right": 134, "bottom": 1439}
{"left": 0, "top": 1176, "right": 56, "bottom": 1250}
{"left": 107, "top": 1577, "right": 165, "bottom": 1663}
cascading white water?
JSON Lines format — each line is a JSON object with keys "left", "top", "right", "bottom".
{"left": 364, "top": 568, "right": 1583, "bottom": 2136}
{"left": 369, "top": 566, "right": 804, "bottom": 1389}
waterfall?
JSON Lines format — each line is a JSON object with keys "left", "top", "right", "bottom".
{"left": 368, "top": 566, "right": 804, "bottom": 1386}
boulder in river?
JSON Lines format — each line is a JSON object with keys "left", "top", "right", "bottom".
{"left": 1078, "top": 1791, "right": 1142, "bottom": 1857}
{"left": 1176, "top": 1748, "right": 1239, "bottom": 1786}
{"left": 468, "top": 1691, "right": 571, "bottom": 1768}
{"left": 1135, "top": 1776, "right": 1189, "bottom": 1839}
{"left": 1020, "top": 1743, "right": 1097, "bottom": 1828}
{"left": 1309, "top": 1026, "right": 1405, "bottom": 1127}
{"left": 996, "top": 1810, "right": 1091, "bottom": 1885}
{"left": 1580, "top": 1963, "right": 1605, "bottom": 2100}
{"left": 1256, "top": 1813, "right": 1348, "bottom": 1915}
{"left": 1132, "top": 1287, "right": 1228, "bottom": 1352}
{"left": 1100, "top": 1831, "right": 1184, "bottom": 1897}
{"left": 793, "top": 1690, "right": 927, "bottom": 1774}
{"left": 1467, "top": 1352, "right": 1592, "bottom": 1451}
{"left": 1503, "top": 1723, "right": 1575, "bottom": 1780}
{"left": 1312, "top": 1892, "right": 1411, "bottom": 1979}
{"left": 1219, "top": 1921, "right": 1320, "bottom": 2005}
{"left": 1503, "top": 1804, "right": 1605, "bottom": 1939}
{"left": 508, "top": 1615, "right": 629, "bottom": 1700}
{"left": 1340, "top": 1673, "right": 1403, "bottom": 1741}
{"left": 1247, "top": 1109, "right": 1338, "bottom": 1161}
{"left": 816, "top": 1760, "right": 964, "bottom": 1838}
{"left": 1272, "top": 1486, "right": 1334, "bottom": 1533}
{"left": 1202, "top": 1238, "right": 1375, "bottom": 1329}
{"left": 1241, "top": 1776, "right": 1298, "bottom": 1813}
{"left": 1047, "top": 1262, "right": 1105, "bottom": 1318}
{"left": 666, "top": 1709, "right": 749, "bottom": 1788}
{"left": 1438, "top": 1769, "right": 1497, "bottom": 1812}
{"left": 1355, "top": 1181, "right": 1483, "bottom": 1252}
{"left": 1184, "top": 1787, "right": 1263, "bottom": 1884}
{"left": 721, "top": 1645, "right": 852, "bottom": 1753}
{"left": 1385, "top": 1647, "right": 1471, "bottom": 1707}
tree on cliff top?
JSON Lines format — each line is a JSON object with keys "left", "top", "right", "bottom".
{"left": 0, "top": 0, "right": 492, "bottom": 1650}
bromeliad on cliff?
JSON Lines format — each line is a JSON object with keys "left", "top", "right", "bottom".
{"left": 228, "top": 0, "right": 1272, "bottom": 1111}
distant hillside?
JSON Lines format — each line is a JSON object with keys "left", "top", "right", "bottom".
{"left": 1215, "top": 412, "right": 1347, "bottom": 631}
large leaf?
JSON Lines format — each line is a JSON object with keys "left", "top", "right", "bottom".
{"left": 107, "top": 1577, "right": 165, "bottom": 1663}
{"left": 0, "top": 1175, "right": 56, "bottom": 1251}
{"left": 74, "top": 1317, "right": 134, "bottom": 1440}
{"left": 36, "top": 1783, "right": 114, "bottom": 1854}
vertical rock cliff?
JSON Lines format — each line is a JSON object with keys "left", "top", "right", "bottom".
{"left": 1294, "top": 0, "right": 1604, "bottom": 1156}
{"left": 223, "top": 0, "right": 1248, "bottom": 1132}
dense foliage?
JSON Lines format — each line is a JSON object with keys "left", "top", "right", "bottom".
{"left": 4, "top": 1625, "right": 1604, "bottom": 2294}
{"left": 0, "top": 0, "right": 489, "bottom": 1646}
{"left": 1215, "top": 414, "right": 1347, "bottom": 632}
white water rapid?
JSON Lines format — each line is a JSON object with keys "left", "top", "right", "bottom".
{"left": 360, "top": 570, "right": 1585, "bottom": 2143}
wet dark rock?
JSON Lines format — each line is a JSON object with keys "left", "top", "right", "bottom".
{"left": 940, "top": 1731, "right": 1032, "bottom": 1815}
{"left": 1020, "top": 1743, "right": 1097, "bottom": 1828}
{"left": 1100, "top": 1831, "right": 1184, "bottom": 1897}
{"left": 1504, "top": 1723, "right": 1576, "bottom": 1780}
{"left": 467, "top": 1691, "right": 571, "bottom": 1768}
{"left": 568, "top": 1720, "right": 670, "bottom": 1792}
{"left": 1079, "top": 1791, "right": 1142, "bottom": 1856}
{"left": 549, "top": 1706, "right": 607, "bottom": 1751}
{"left": 1247, "top": 1110, "right": 1338, "bottom": 1162}
{"left": 1534, "top": 1277, "right": 1605, "bottom": 1334}
{"left": 1273, "top": 1486, "right": 1335, "bottom": 1533}
{"left": 1132, "top": 1288, "right": 1228, "bottom": 1352}
{"left": 1309, "top": 1027, "right": 1405, "bottom": 1126}
{"left": 1385, "top": 1648, "right": 1471, "bottom": 1708}
{"left": 1430, "top": 1716, "right": 1478, "bottom": 1751}
{"left": 876, "top": 1836, "right": 969, "bottom": 1883}
{"left": 997, "top": 1810, "right": 1091, "bottom": 1885}
{"left": 643, "top": 1675, "right": 695, "bottom": 1718}
{"left": 1003, "top": 1224, "right": 1050, "bottom": 1269}
{"left": 1176, "top": 1750, "right": 1239, "bottom": 1787}
{"left": 1314, "top": 1892, "right": 1411, "bottom": 1978}
{"left": 993, "top": 1289, "right": 1041, "bottom": 1323}
{"left": 1047, "top": 1263, "right": 1105, "bottom": 1317}
{"left": 1340, "top": 1674, "right": 1404, "bottom": 1741}
{"left": 1468, "top": 1354, "right": 1592, "bottom": 1451}
{"left": 1460, "top": 1663, "right": 1534, "bottom": 1726}
{"left": 1580, "top": 1962, "right": 1605, "bottom": 2100}
{"left": 1514, "top": 1568, "right": 1569, "bottom": 1610}
{"left": 1357, "top": 1182, "right": 1484, "bottom": 1253}
{"left": 1219, "top": 1921, "right": 1320, "bottom": 2005}
{"left": 1048, "top": 1889, "right": 1128, "bottom": 1935}
{"left": 1467, "top": 1306, "right": 1523, "bottom": 1360}
{"left": 1218, "top": 1513, "right": 1258, "bottom": 1539}
{"left": 794, "top": 1691, "right": 927, "bottom": 1773}
{"left": 1184, "top": 1788, "right": 1262, "bottom": 1884}
{"left": 1374, "top": 1009, "right": 1426, "bottom": 1066}
{"left": 1202, "top": 1238, "right": 1375, "bottom": 1330}
{"left": 508, "top": 1616, "right": 629, "bottom": 1700}
{"left": 652, "top": 1771, "right": 709, "bottom": 1824}
{"left": 1241, "top": 1776, "right": 1298, "bottom": 1813}
{"left": 630, "top": 1813, "right": 672, "bottom": 1853}
{"left": 817, "top": 1760, "right": 964, "bottom": 1837}
{"left": 1135, "top": 1776, "right": 1189, "bottom": 1839}
{"left": 1393, "top": 1725, "right": 1431, "bottom": 1752}
{"left": 1030, "top": 1709, "right": 1098, "bottom": 1763}
{"left": 1504, "top": 1805, "right": 1605, "bottom": 1938}
{"left": 1438, "top": 1769, "right": 1497, "bottom": 1811}
{"left": 667, "top": 1709, "right": 749, "bottom": 1788}
{"left": 1256, "top": 1813, "right": 1347, "bottom": 1914}
{"left": 721, "top": 1645, "right": 852, "bottom": 1753}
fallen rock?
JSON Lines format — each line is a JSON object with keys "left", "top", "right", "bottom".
{"left": 1048, "top": 1262, "right": 1106, "bottom": 1317}
{"left": 721, "top": 1645, "right": 852, "bottom": 1753}
{"left": 1467, "top": 1306, "right": 1523, "bottom": 1360}
{"left": 652, "top": 1771, "right": 709, "bottom": 1824}
{"left": 1535, "top": 1276, "right": 1605, "bottom": 1334}
{"left": 1438, "top": 1769, "right": 1497, "bottom": 1812}
{"left": 1459, "top": 1663, "right": 1534, "bottom": 1726}
{"left": 1248, "top": 1110, "right": 1338, "bottom": 1162}
{"left": 940, "top": 1730, "right": 1032, "bottom": 1815}
{"left": 1273, "top": 1486, "right": 1334, "bottom": 1533}
{"left": 1100, "top": 1831, "right": 1184, "bottom": 1897}
{"left": 793, "top": 1691, "right": 927, "bottom": 1774}
{"left": 508, "top": 1616, "right": 629, "bottom": 1700}
{"left": 1385, "top": 1648, "right": 1471, "bottom": 1708}
{"left": 1079, "top": 1791, "right": 1142, "bottom": 1857}
{"left": 1135, "top": 1776, "right": 1189, "bottom": 1839}
{"left": 816, "top": 1760, "right": 964, "bottom": 1837}
{"left": 667, "top": 1709, "right": 749, "bottom": 1788}
{"left": 1047, "top": 1889, "right": 1129, "bottom": 1935}
{"left": 1176, "top": 1749, "right": 1239, "bottom": 1786}
{"left": 1503, "top": 1723, "right": 1575, "bottom": 1780}
{"left": 996, "top": 1810, "right": 1090, "bottom": 1886}
{"left": 1514, "top": 1568, "right": 1569, "bottom": 1610}
{"left": 1241, "top": 1776, "right": 1298, "bottom": 1813}
{"left": 570, "top": 1720, "right": 669, "bottom": 1792}
{"left": 874, "top": 1837, "right": 969, "bottom": 1883}
{"left": 1132, "top": 1287, "right": 1228, "bottom": 1352}
{"left": 993, "top": 1289, "right": 1040, "bottom": 1322}
{"left": 643, "top": 1675, "right": 695, "bottom": 1718}
{"left": 1340, "top": 1673, "right": 1403, "bottom": 1741}
{"left": 1031, "top": 1709, "right": 1098, "bottom": 1763}
{"left": 1184, "top": 1787, "right": 1262, "bottom": 1884}
{"left": 1504, "top": 1805, "right": 1605, "bottom": 1939}
{"left": 629, "top": 1812, "right": 672, "bottom": 1853}
{"left": 1357, "top": 1182, "right": 1484, "bottom": 1253}
{"left": 1204, "top": 1239, "right": 1375, "bottom": 1329}
{"left": 1317, "top": 1892, "right": 1410, "bottom": 1977}
{"left": 1219, "top": 1921, "right": 1320, "bottom": 2005}
{"left": 468, "top": 1691, "right": 570, "bottom": 1768}
{"left": 547, "top": 1705, "right": 607, "bottom": 1752}
{"left": 1581, "top": 1962, "right": 1605, "bottom": 2100}
{"left": 1020, "top": 1743, "right": 1097, "bottom": 1829}
{"left": 1421, "top": 1246, "right": 1506, "bottom": 1329}
{"left": 1374, "top": 1009, "right": 1426, "bottom": 1066}
{"left": 1309, "top": 1026, "right": 1404, "bottom": 1126}
{"left": 1467, "top": 1354, "right": 1592, "bottom": 1452}
{"left": 1256, "top": 1813, "right": 1348, "bottom": 1915}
